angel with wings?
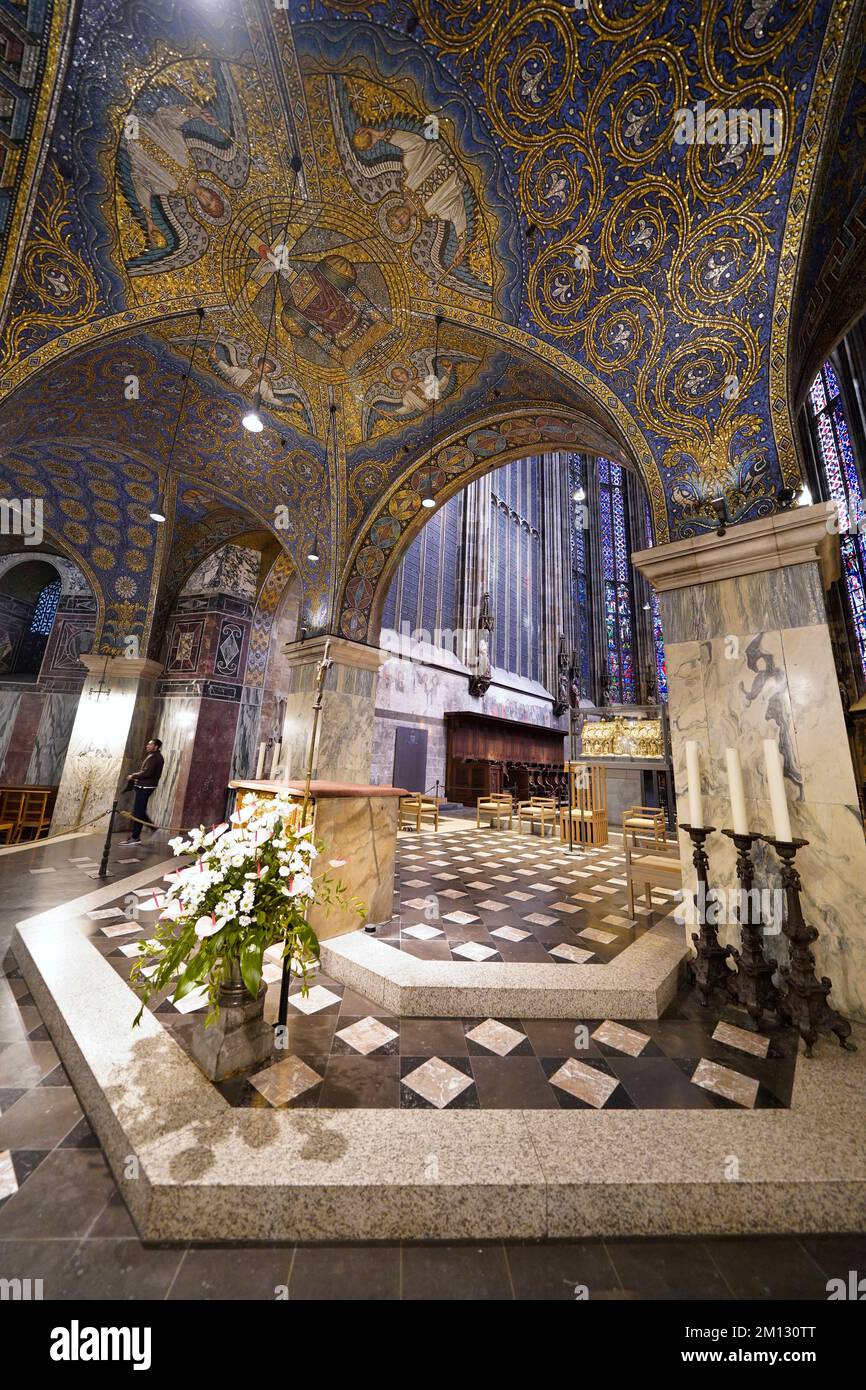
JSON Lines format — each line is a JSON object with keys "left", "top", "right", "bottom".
{"left": 117, "top": 61, "right": 248, "bottom": 275}
{"left": 328, "top": 75, "right": 491, "bottom": 302}
{"left": 361, "top": 346, "right": 479, "bottom": 440}
{"left": 177, "top": 332, "right": 314, "bottom": 435}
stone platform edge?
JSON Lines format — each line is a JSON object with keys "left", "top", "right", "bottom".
{"left": 10, "top": 879, "right": 866, "bottom": 1243}
{"left": 321, "top": 920, "right": 687, "bottom": 1019}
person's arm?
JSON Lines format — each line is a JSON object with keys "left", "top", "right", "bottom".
{"left": 125, "top": 753, "right": 152, "bottom": 784}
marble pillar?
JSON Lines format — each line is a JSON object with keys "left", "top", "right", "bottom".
{"left": 281, "top": 637, "right": 385, "bottom": 785}
{"left": 633, "top": 502, "right": 866, "bottom": 1022}
{"left": 51, "top": 656, "right": 163, "bottom": 835}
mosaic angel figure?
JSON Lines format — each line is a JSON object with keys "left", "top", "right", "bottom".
{"left": 361, "top": 345, "right": 479, "bottom": 440}
{"left": 327, "top": 75, "right": 491, "bottom": 302}
{"left": 175, "top": 332, "right": 315, "bottom": 436}
{"left": 117, "top": 61, "right": 248, "bottom": 276}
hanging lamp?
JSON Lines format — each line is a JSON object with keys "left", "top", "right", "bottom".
{"left": 151, "top": 306, "right": 205, "bottom": 523}
{"left": 421, "top": 313, "right": 444, "bottom": 508}
{"left": 242, "top": 153, "right": 303, "bottom": 434}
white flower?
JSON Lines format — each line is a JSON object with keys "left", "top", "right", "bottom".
{"left": 194, "top": 915, "right": 219, "bottom": 938}
{"left": 159, "top": 899, "right": 183, "bottom": 921}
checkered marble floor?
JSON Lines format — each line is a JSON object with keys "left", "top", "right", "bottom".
{"left": 68, "top": 873, "right": 799, "bottom": 1115}
{"left": 378, "top": 826, "right": 673, "bottom": 964}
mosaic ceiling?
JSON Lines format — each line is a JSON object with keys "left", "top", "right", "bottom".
{"left": 0, "top": 0, "right": 862, "bottom": 644}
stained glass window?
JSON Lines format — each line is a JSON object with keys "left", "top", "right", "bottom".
{"left": 643, "top": 498, "right": 668, "bottom": 703}
{"left": 30, "top": 579, "right": 61, "bottom": 636}
{"left": 808, "top": 362, "right": 866, "bottom": 678}
{"left": 599, "top": 459, "right": 635, "bottom": 702}
{"left": 569, "top": 452, "right": 591, "bottom": 698}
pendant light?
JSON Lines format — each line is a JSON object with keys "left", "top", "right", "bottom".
{"left": 151, "top": 306, "right": 205, "bottom": 523}
{"left": 242, "top": 153, "right": 302, "bottom": 434}
{"left": 421, "top": 313, "right": 444, "bottom": 509}
{"left": 308, "top": 403, "right": 336, "bottom": 564}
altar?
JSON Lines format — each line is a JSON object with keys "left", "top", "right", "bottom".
{"left": 228, "top": 778, "right": 406, "bottom": 941}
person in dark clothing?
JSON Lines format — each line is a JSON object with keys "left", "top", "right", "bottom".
{"left": 120, "top": 738, "right": 164, "bottom": 845}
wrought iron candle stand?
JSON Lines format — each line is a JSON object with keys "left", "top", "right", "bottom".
{"left": 721, "top": 829, "right": 779, "bottom": 1029}
{"left": 681, "top": 823, "right": 733, "bottom": 1005}
{"left": 766, "top": 837, "right": 855, "bottom": 1057}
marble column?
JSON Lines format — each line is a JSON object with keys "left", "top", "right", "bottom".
{"left": 633, "top": 502, "right": 866, "bottom": 1022}
{"left": 280, "top": 636, "right": 385, "bottom": 785}
{"left": 50, "top": 655, "right": 163, "bottom": 835}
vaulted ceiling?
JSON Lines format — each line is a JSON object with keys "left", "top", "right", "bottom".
{"left": 1, "top": 0, "right": 863, "bottom": 646}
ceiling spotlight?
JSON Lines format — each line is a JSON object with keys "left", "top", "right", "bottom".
{"left": 573, "top": 486, "right": 586, "bottom": 503}
{"left": 306, "top": 548, "right": 320, "bottom": 564}
{"left": 242, "top": 399, "right": 264, "bottom": 433}
{"left": 797, "top": 484, "right": 813, "bottom": 507}
{"left": 421, "top": 493, "right": 436, "bottom": 509}
{"left": 150, "top": 507, "right": 166, "bottom": 523}
{"left": 642, "top": 600, "right": 651, "bottom": 611}
{"left": 777, "top": 486, "right": 795, "bottom": 509}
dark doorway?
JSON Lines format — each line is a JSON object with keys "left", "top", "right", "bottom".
{"left": 393, "top": 725, "right": 427, "bottom": 792}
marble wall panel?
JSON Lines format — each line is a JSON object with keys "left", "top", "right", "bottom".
{"left": 27, "top": 693, "right": 79, "bottom": 786}
{"left": 231, "top": 685, "right": 263, "bottom": 782}
{"left": 149, "top": 696, "right": 199, "bottom": 833}
{"left": 0, "top": 689, "right": 22, "bottom": 774}
{"left": 661, "top": 561, "right": 866, "bottom": 1022}
{"left": 308, "top": 795, "right": 399, "bottom": 940}
{"left": 51, "top": 679, "right": 142, "bottom": 833}
{"left": 2, "top": 691, "right": 46, "bottom": 783}
{"left": 183, "top": 696, "right": 240, "bottom": 828}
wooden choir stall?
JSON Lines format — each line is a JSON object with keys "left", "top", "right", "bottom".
{"left": 444, "top": 710, "right": 567, "bottom": 806}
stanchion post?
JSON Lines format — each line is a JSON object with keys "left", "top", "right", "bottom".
{"left": 97, "top": 800, "right": 117, "bottom": 879}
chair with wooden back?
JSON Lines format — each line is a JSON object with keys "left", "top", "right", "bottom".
{"left": 624, "top": 835, "right": 683, "bottom": 917}
{"left": 623, "top": 805, "right": 667, "bottom": 850}
{"left": 399, "top": 794, "right": 440, "bottom": 832}
{"left": 560, "top": 763, "right": 609, "bottom": 847}
{"left": 516, "top": 795, "right": 557, "bottom": 837}
{"left": 476, "top": 792, "right": 513, "bottom": 830}
{"left": 14, "top": 787, "right": 55, "bottom": 842}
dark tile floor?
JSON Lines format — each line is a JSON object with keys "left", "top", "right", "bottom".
{"left": 0, "top": 827, "right": 858, "bottom": 1301}
{"left": 380, "top": 825, "right": 666, "bottom": 964}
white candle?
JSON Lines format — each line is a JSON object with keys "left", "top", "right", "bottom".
{"left": 255, "top": 742, "right": 266, "bottom": 779}
{"left": 269, "top": 739, "right": 282, "bottom": 780}
{"left": 725, "top": 747, "right": 749, "bottom": 835}
{"left": 685, "top": 741, "right": 703, "bottom": 828}
{"left": 763, "top": 740, "right": 792, "bottom": 842}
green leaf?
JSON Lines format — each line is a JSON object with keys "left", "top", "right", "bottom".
{"left": 173, "top": 949, "right": 210, "bottom": 1002}
{"left": 239, "top": 937, "right": 264, "bottom": 999}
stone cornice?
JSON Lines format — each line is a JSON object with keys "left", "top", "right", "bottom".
{"left": 77, "top": 654, "right": 164, "bottom": 682}
{"left": 283, "top": 635, "right": 386, "bottom": 672}
{"left": 632, "top": 503, "right": 841, "bottom": 593}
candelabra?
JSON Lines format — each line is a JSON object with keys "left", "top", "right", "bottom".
{"left": 766, "top": 837, "right": 855, "bottom": 1057}
{"left": 681, "top": 824, "right": 733, "bottom": 1005}
{"left": 721, "top": 830, "right": 779, "bottom": 1028}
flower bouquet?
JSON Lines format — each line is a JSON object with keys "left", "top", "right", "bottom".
{"left": 131, "top": 792, "right": 352, "bottom": 1031}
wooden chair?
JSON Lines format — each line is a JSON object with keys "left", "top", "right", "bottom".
{"left": 13, "top": 788, "right": 54, "bottom": 842}
{"left": 517, "top": 796, "right": 557, "bottom": 837}
{"left": 559, "top": 763, "right": 609, "bottom": 847}
{"left": 623, "top": 805, "right": 667, "bottom": 850}
{"left": 476, "top": 792, "right": 513, "bottom": 830}
{"left": 0, "top": 820, "right": 15, "bottom": 845}
{"left": 625, "top": 837, "right": 682, "bottom": 917}
{"left": 399, "top": 794, "right": 440, "bottom": 832}
{"left": 0, "top": 789, "right": 26, "bottom": 836}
